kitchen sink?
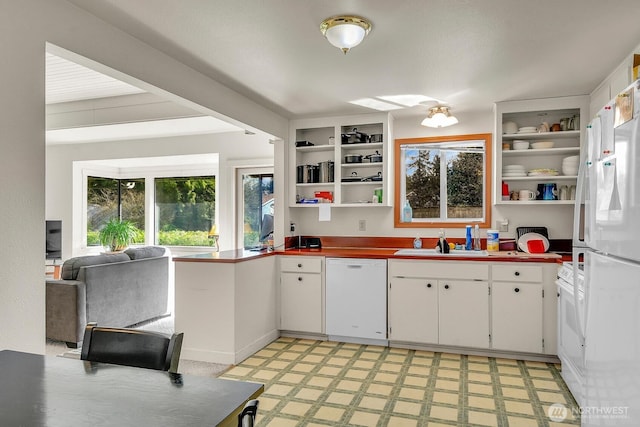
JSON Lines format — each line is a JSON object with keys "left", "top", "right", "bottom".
{"left": 394, "top": 248, "right": 490, "bottom": 257}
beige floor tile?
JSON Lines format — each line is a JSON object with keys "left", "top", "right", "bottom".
{"left": 337, "top": 379, "right": 363, "bottom": 392}
{"left": 242, "top": 358, "right": 266, "bottom": 367}
{"left": 306, "top": 376, "right": 333, "bottom": 388}
{"left": 310, "top": 346, "right": 332, "bottom": 355}
{"left": 537, "top": 391, "right": 568, "bottom": 404}
{"left": 467, "top": 354, "right": 490, "bottom": 363}
{"left": 525, "top": 360, "right": 548, "bottom": 368}
{"left": 394, "top": 400, "right": 423, "bottom": 416}
{"left": 441, "top": 353, "right": 461, "bottom": 360}
{"left": 290, "top": 362, "right": 314, "bottom": 373}
{"left": 335, "top": 349, "right": 357, "bottom": 358}
{"left": 265, "top": 383, "right": 293, "bottom": 396}
{"left": 379, "top": 362, "right": 403, "bottom": 373}
{"left": 253, "top": 369, "right": 278, "bottom": 381}
{"left": 281, "top": 401, "right": 313, "bottom": 416}
{"left": 468, "top": 410, "right": 498, "bottom": 426}
{"left": 501, "top": 386, "right": 529, "bottom": 400}
{"left": 318, "top": 366, "right": 342, "bottom": 376}
{"left": 404, "top": 375, "right": 429, "bottom": 387}
{"left": 531, "top": 378, "right": 562, "bottom": 391}
{"left": 387, "top": 416, "right": 418, "bottom": 427}
{"left": 437, "top": 369, "right": 459, "bottom": 379}
{"left": 256, "top": 396, "right": 280, "bottom": 411}
{"left": 507, "top": 416, "right": 539, "bottom": 426}
{"left": 301, "top": 354, "right": 325, "bottom": 364}
{"left": 495, "top": 357, "right": 519, "bottom": 366}
{"left": 345, "top": 368, "right": 369, "bottom": 379}
{"left": 278, "top": 352, "right": 300, "bottom": 361}
{"left": 468, "top": 362, "right": 491, "bottom": 372}
{"left": 326, "top": 391, "right": 354, "bottom": 405}
{"left": 366, "top": 383, "right": 394, "bottom": 396}
{"left": 497, "top": 365, "right": 521, "bottom": 375}
{"left": 414, "top": 349, "right": 435, "bottom": 357}
{"left": 349, "top": 411, "right": 381, "bottom": 427}
{"left": 255, "top": 349, "right": 278, "bottom": 358}
{"left": 313, "top": 406, "right": 345, "bottom": 422}
{"left": 468, "top": 372, "right": 492, "bottom": 383}
{"left": 361, "top": 351, "right": 383, "bottom": 360}
{"left": 295, "top": 387, "right": 323, "bottom": 401}
{"left": 343, "top": 342, "right": 363, "bottom": 349}
{"left": 359, "top": 395, "right": 388, "bottom": 410}
{"left": 427, "top": 422, "right": 456, "bottom": 427}
{"left": 504, "top": 400, "right": 535, "bottom": 415}
{"left": 374, "top": 372, "right": 399, "bottom": 383}
{"left": 327, "top": 356, "right": 350, "bottom": 366}
{"left": 289, "top": 344, "right": 311, "bottom": 353}
{"left": 224, "top": 366, "right": 253, "bottom": 377}
{"left": 353, "top": 360, "right": 376, "bottom": 370}
{"left": 406, "top": 365, "right": 430, "bottom": 376}
{"left": 468, "top": 383, "right": 493, "bottom": 395}
{"left": 385, "top": 353, "right": 409, "bottom": 363}
{"left": 468, "top": 395, "right": 496, "bottom": 410}
{"left": 319, "top": 340, "right": 339, "bottom": 348}
{"left": 527, "top": 368, "right": 554, "bottom": 379}
{"left": 435, "top": 379, "right": 459, "bottom": 391}
{"left": 411, "top": 356, "right": 433, "bottom": 366}
{"left": 430, "top": 405, "right": 458, "bottom": 421}
{"left": 432, "top": 391, "right": 459, "bottom": 405}
{"left": 399, "top": 386, "right": 426, "bottom": 401}
{"left": 499, "top": 376, "right": 525, "bottom": 387}
{"left": 279, "top": 372, "right": 306, "bottom": 384}
{"left": 438, "top": 359, "right": 461, "bottom": 369}
{"left": 266, "top": 341, "right": 288, "bottom": 349}
{"left": 262, "top": 416, "right": 298, "bottom": 427}
{"left": 363, "top": 344, "right": 385, "bottom": 353}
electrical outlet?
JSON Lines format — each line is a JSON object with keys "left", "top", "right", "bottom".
{"left": 290, "top": 222, "right": 296, "bottom": 233}
{"left": 358, "top": 219, "right": 366, "bottom": 232}
{"left": 498, "top": 219, "right": 509, "bottom": 232}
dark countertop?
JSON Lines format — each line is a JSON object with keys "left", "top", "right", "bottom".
{"left": 174, "top": 247, "right": 562, "bottom": 264}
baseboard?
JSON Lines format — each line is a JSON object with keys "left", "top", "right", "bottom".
{"left": 235, "top": 329, "right": 280, "bottom": 364}
{"left": 181, "top": 347, "right": 236, "bottom": 365}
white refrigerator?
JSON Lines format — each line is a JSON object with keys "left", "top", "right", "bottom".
{"left": 573, "top": 79, "right": 640, "bottom": 426}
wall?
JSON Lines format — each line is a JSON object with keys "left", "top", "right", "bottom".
{"left": 1, "top": 0, "right": 286, "bottom": 353}
{"left": 290, "top": 110, "right": 575, "bottom": 241}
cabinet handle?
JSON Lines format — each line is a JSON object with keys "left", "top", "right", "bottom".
{"left": 297, "top": 263, "right": 302, "bottom": 268}
{"left": 514, "top": 271, "right": 520, "bottom": 276}
{"left": 427, "top": 283, "right": 432, "bottom": 288}
{"left": 514, "top": 287, "right": 520, "bottom": 293}
{"left": 444, "top": 284, "right": 450, "bottom": 290}
{"left": 297, "top": 277, "right": 303, "bottom": 282}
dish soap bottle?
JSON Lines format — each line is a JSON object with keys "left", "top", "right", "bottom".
{"left": 465, "top": 225, "right": 472, "bottom": 250}
{"left": 436, "top": 229, "right": 450, "bottom": 253}
{"left": 413, "top": 236, "right": 422, "bottom": 249}
{"left": 474, "top": 224, "right": 481, "bottom": 251}
{"left": 402, "top": 200, "right": 413, "bottom": 223}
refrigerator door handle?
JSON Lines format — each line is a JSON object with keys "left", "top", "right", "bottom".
{"left": 572, "top": 150, "right": 587, "bottom": 247}
{"left": 573, "top": 247, "right": 586, "bottom": 345}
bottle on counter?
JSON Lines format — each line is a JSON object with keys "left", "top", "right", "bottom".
{"left": 436, "top": 228, "right": 450, "bottom": 253}
{"left": 465, "top": 225, "right": 472, "bottom": 250}
{"left": 474, "top": 224, "right": 481, "bottom": 250}
{"left": 413, "top": 236, "right": 422, "bottom": 249}
{"left": 401, "top": 200, "right": 413, "bottom": 222}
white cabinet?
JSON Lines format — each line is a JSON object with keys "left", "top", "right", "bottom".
{"left": 495, "top": 96, "right": 589, "bottom": 205}
{"left": 289, "top": 113, "right": 393, "bottom": 207}
{"left": 388, "top": 277, "right": 438, "bottom": 343}
{"left": 439, "top": 279, "right": 490, "bottom": 348}
{"left": 279, "top": 256, "right": 323, "bottom": 334}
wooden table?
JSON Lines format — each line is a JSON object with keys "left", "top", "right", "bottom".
{"left": 0, "top": 350, "right": 263, "bottom": 426}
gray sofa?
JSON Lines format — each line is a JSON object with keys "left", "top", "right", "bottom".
{"left": 46, "top": 246, "right": 169, "bottom": 347}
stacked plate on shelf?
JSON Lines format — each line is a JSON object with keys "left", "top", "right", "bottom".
{"left": 528, "top": 168, "right": 559, "bottom": 176}
{"left": 503, "top": 164, "right": 526, "bottom": 177}
{"left": 562, "top": 155, "right": 580, "bottom": 175}
{"left": 518, "top": 126, "right": 538, "bottom": 134}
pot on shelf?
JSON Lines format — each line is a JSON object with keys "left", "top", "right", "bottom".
{"left": 341, "top": 127, "right": 369, "bottom": 144}
{"left": 344, "top": 154, "right": 363, "bottom": 163}
{"left": 364, "top": 151, "right": 383, "bottom": 162}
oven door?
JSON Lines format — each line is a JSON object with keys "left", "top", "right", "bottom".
{"left": 557, "top": 277, "right": 585, "bottom": 406}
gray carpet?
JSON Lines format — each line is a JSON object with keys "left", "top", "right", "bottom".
{"left": 46, "top": 314, "right": 231, "bottom": 378}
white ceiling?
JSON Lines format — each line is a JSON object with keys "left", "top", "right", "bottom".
{"left": 62, "top": 0, "right": 640, "bottom": 123}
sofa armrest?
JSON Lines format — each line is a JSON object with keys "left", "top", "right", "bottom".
{"left": 46, "top": 279, "right": 87, "bottom": 346}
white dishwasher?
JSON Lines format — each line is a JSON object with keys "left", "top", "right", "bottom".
{"left": 325, "top": 258, "right": 387, "bottom": 344}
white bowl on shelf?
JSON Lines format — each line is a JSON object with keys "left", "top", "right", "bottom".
{"left": 562, "top": 165, "right": 579, "bottom": 176}
{"left": 503, "top": 121, "right": 518, "bottom": 134}
{"left": 531, "top": 141, "right": 554, "bottom": 149}
{"left": 512, "top": 140, "right": 530, "bottom": 150}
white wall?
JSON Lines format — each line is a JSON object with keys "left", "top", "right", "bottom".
{"left": 291, "top": 110, "right": 576, "bottom": 241}
{"left": 1, "top": 0, "right": 286, "bottom": 353}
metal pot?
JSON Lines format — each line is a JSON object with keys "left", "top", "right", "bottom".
{"left": 369, "top": 134, "right": 383, "bottom": 143}
{"left": 365, "top": 151, "right": 383, "bottom": 163}
{"left": 344, "top": 154, "right": 363, "bottom": 163}
{"left": 341, "top": 128, "right": 368, "bottom": 144}
{"left": 297, "top": 164, "right": 319, "bottom": 183}
{"left": 318, "top": 161, "right": 334, "bottom": 183}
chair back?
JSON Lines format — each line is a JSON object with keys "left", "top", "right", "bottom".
{"left": 80, "top": 323, "right": 183, "bottom": 372}
{"left": 237, "top": 399, "right": 259, "bottom": 427}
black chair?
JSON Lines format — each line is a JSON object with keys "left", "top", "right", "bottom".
{"left": 237, "top": 399, "right": 259, "bottom": 427}
{"left": 80, "top": 322, "right": 183, "bottom": 373}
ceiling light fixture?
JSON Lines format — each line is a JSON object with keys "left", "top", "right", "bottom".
{"left": 421, "top": 106, "right": 459, "bottom": 128}
{"left": 320, "top": 15, "right": 372, "bottom": 54}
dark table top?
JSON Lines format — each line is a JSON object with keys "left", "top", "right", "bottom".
{"left": 0, "top": 350, "right": 263, "bottom": 427}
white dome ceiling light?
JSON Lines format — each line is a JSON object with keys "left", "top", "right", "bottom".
{"left": 320, "top": 15, "right": 372, "bottom": 54}
{"left": 421, "top": 105, "right": 459, "bottom": 128}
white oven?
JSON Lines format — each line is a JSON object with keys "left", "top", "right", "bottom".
{"left": 556, "top": 262, "right": 585, "bottom": 406}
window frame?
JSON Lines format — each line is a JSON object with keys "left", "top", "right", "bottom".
{"left": 394, "top": 133, "right": 492, "bottom": 229}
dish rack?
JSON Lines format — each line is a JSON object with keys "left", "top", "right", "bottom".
{"left": 516, "top": 227, "right": 548, "bottom": 251}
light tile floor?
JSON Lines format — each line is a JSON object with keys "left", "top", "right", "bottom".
{"left": 222, "top": 337, "right": 580, "bottom": 426}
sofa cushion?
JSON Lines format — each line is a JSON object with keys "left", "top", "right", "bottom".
{"left": 61, "top": 253, "right": 130, "bottom": 280}
{"left": 125, "top": 246, "right": 166, "bottom": 260}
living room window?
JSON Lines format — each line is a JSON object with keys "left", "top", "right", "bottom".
{"left": 238, "top": 171, "right": 274, "bottom": 249}
{"left": 87, "top": 177, "right": 145, "bottom": 246}
{"left": 154, "top": 176, "right": 217, "bottom": 247}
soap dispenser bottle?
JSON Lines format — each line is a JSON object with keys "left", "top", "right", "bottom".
{"left": 465, "top": 225, "right": 472, "bottom": 250}
{"left": 413, "top": 236, "right": 422, "bottom": 249}
{"left": 402, "top": 200, "right": 413, "bottom": 223}
{"left": 436, "top": 229, "right": 450, "bottom": 253}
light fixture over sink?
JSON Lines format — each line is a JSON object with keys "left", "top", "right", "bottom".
{"left": 320, "top": 15, "right": 372, "bottom": 54}
{"left": 421, "top": 105, "right": 459, "bottom": 128}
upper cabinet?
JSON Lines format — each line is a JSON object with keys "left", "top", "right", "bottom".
{"left": 289, "top": 113, "right": 393, "bottom": 207}
{"left": 494, "top": 96, "right": 589, "bottom": 205}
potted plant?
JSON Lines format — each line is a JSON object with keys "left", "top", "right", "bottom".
{"left": 99, "top": 218, "right": 141, "bottom": 252}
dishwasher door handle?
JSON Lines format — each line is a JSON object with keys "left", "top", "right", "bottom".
{"left": 346, "top": 265, "right": 363, "bottom": 269}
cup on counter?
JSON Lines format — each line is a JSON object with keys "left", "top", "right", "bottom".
{"left": 519, "top": 189, "right": 536, "bottom": 201}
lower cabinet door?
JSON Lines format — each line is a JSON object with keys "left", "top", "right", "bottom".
{"left": 491, "top": 281, "right": 543, "bottom": 353}
{"left": 439, "top": 280, "right": 490, "bottom": 348}
{"left": 388, "top": 277, "right": 438, "bottom": 344}
{"left": 280, "top": 272, "right": 322, "bottom": 333}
